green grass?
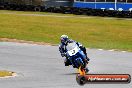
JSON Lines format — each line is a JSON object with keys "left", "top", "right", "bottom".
{"left": 0, "top": 10, "right": 132, "bottom": 51}
{"left": 0, "top": 10, "right": 74, "bottom": 16}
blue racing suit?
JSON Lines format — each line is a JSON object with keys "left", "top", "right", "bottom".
{"left": 59, "top": 39, "right": 89, "bottom": 66}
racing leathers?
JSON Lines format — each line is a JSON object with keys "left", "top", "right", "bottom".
{"left": 59, "top": 39, "right": 90, "bottom": 66}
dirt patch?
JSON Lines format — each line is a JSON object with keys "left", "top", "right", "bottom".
{"left": 0, "top": 38, "right": 58, "bottom": 46}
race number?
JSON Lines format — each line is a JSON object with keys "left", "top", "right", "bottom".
{"left": 68, "top": 46, "right": 79, "bottom": 56}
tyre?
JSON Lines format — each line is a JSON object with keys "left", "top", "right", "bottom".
{"left": 76, "top": 75, "right": 86, "bottom": 85}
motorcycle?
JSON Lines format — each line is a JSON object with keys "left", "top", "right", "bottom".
{"left": 65, "top": 42, "right": 89, "bottom": 75}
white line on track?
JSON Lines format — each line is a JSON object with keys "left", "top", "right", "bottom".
{"left": 121, "top": 51, "right": 127, "bottom": 53}
{"left": 98, "top": 49, "right": 103, "bottom": 51}
{"left": 90, "top": 48, "right": 128, "bottom": 53}
{"left": 108, "top": 49, "right": 115, "bottom": 52}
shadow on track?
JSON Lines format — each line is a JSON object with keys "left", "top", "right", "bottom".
{"left": 62, "top": 73, "right": 78, "bottom": 76}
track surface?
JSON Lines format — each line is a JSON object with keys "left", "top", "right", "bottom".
{"left": 0, "top": 42, "right": 131, "bottom": 88}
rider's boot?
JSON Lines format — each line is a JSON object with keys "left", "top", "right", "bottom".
{"left": 84, "top": 67, "right": 89, "bottom": 73}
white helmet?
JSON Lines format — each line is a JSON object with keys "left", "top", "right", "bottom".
{"left": 60, "top": 35, "right": 69, "bottom": 44}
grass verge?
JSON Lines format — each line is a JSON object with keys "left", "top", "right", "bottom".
{"left": 0, "top": 10, "right": 132, "bottom": 51}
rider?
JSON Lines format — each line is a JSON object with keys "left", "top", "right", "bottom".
{"left": 59, "top": 34, "right": 90, "bottom": 67}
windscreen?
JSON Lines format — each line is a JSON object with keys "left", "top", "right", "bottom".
{"left": 66, "top": 42, "right": 77, "bottom": 51}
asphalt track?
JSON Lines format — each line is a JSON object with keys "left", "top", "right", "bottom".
{"left": 0, "top": 42, "right": 132, "bottom": 88}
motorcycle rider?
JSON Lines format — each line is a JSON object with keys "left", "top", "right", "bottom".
{"left": 59, "top": 34, "right": 90, "bottom": 67}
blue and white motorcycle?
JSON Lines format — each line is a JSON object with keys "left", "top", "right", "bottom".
{"left": 66, "top": 42, "right": 89, "bottom": 75}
